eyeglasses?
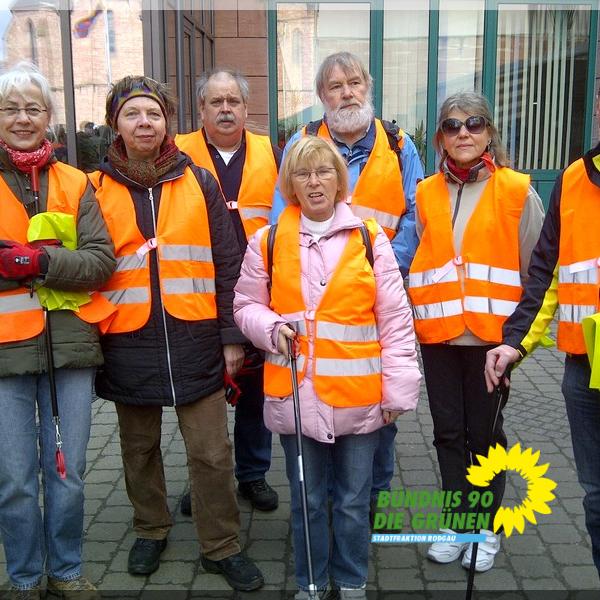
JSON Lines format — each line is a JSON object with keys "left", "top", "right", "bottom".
{"left": 292, "top": 167, "right": 336, "bottom": 183}
{"left": 0, "top": 106, "right": 48, "bottom": 118}
{"left": 441, "top": 116, "right": 488, "bottom": 136}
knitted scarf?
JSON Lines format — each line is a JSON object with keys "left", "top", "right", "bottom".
{"left": 0, "top": 138, "right": 54, "bottom": 173}
{"left": 107, "top": 135, "right": 180, "bottom": 188}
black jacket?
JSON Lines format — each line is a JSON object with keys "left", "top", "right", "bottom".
{"left": 94, "top": 151, "right": 245, "bottom": 406}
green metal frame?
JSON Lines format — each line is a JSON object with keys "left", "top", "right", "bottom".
{"left": 268, "top": 0, "right": 599, "bottom": 178}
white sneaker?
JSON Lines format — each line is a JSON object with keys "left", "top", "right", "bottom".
{"left": 461, "top": 530, "right": 501, "bottom": 572}
{"left": 426, "top": 529, "right": 469, "bottom": 563}
{"left": 340, "top": 586, "right": 367, "bottom": 600}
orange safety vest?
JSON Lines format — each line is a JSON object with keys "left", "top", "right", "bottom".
{"left": 260, "top": 206, "right": 382, "bottom": 407}
{"left": 92, "top": 168, "right": 217, "bottom": 333}
{"left": 0, "top": 162, "right": 114, "bottom": 343}
{"left": 174, "top": 129, "right": 277, "bottom": 239}
{"left": 408, "top": 168, "right": 530, "bottom": 344}
{"left": 303, "top": 118, "right": 406, "bottom": 240}
{"left": 557, "top": 158, "right": 600, "bottom": 354}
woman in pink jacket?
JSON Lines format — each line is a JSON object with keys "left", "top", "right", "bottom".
{"left": 234, "top": 136, "right": 421, "bottom": 599}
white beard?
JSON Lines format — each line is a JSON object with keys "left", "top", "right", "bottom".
{"left": 325, "top": 99, "right": 374, "bottom": 136}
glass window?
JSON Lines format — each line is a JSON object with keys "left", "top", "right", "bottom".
{"left": 0, "top": 4, "right": 71, "bottom": 163}
{"left": 276, "top": 2, "right": 370, "bottom": 146}
{"left": 382, "top": 0, "right": 429, "bottom": 163}
{"left": 437, "top": 0, "right": 484, "bottom": 108}
{"left": 496, "top": 4, "right": 591, "bottom": 170}
{"left": 71, "top": 0, "right": 143, "bottom": 172}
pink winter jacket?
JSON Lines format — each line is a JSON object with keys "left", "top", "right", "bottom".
{"left": 233, "top": 202, "right": 421, "bottom": 443}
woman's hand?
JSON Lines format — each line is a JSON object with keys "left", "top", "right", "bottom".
{"left": 484, "top": 345, "right": 520, "bottom": 392}
{"left": 383, "top": 409, "right": 406, "bottom": 424}
{"left": 277, "top": 324, "right": 297, "bottom": 356}
{"left": 223, "top": 344, "right": 245, "bottom": 377}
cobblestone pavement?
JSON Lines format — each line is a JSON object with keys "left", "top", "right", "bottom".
{"left": 1, "top": 345, "right": 599, "bottom": 598}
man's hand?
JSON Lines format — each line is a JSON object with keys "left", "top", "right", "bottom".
{"left": 277, "top": 324, "right": 297, "bottom": 356}
{"left": 484, "top": 345, "right": 521, "bottom": 392}
{"left": 382, "top": 409, "right": 406, "bottom": 424}
{"left": 223, "top": 344, "right": 245, "bottom": 378}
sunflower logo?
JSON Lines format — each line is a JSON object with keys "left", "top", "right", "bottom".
{"left": 466, "top": 443, "right": 557, "bottom": 537}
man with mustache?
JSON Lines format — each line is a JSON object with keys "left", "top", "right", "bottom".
{"left": 271, "top": 51, "right": 423, "bottom": 523}
{"left": 176, "top": 69, "right": 281, "bottom": 514}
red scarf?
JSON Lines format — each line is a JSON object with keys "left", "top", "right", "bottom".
{"left": 0, "top": 138, "right": 54, "bottom": 174}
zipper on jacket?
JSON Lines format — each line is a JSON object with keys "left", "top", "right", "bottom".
{"left": 148, "top": 186, "right": 178, "bottom": 406}
{"left": 451, "top": 182, "right": 464, "bottom": 227}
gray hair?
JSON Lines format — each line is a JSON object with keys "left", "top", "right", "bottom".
{"left": 196, "top": 69, "right": 249, "bottom": 105}
{"left": 434, "top": 91, "right": 508, "bottom": 167}
{"left": 0, "top": 61, "right": 54, "bottom": 118}
{"left": 315, "top": 52, "right": 373, "bottom": 102}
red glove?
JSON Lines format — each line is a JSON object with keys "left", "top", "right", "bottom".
{"left": 0, "top": 240, "right": 47, "bottom": 281}
{"left": 27, "top": 239, "right": 62, "bottom": 250}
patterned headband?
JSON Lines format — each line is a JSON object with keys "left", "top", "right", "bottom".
{"left": 109, "top": 81, "right": 167, "bottom": 127}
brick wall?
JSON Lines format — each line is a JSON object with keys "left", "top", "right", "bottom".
{"left": 214, "top": 2, "right": 269, "bottom": 135}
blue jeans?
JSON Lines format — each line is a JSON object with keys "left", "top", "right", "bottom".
{"left": 0, "top": 368, "right": 94, "bottom": 589}
{"left": 562, "top": 355, "right": 600, "bottom": 577}
{"left": 234, "top": 366, "right": 272, "bottom": 482}
{"left": 281, "top": 430, "right": 379, "bottom": 590}
{"left": 371, "top": 423, "right": 397, "bottom": 499}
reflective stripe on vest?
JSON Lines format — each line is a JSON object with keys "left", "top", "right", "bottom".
{"left": 175, "top": 129, "right": 277, "bottom": 239}
{"left": 261, "top": 207, "right": 382, "bottom": 407}
{"left": 408, "top": 168, "right": 529, "bottom": 344}
{"left": 304, "top": 119, "right": 405, "bottom": 240}
{"left": 557, "top": 158, "right": 600, "bottom": 354}
{"left": 0, "top": 163, "right": 113, "bottom": 343}
{"left": 94, "top": 168, "right": 217, "bottom": 333}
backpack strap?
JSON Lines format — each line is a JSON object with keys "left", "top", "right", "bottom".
{"left": 381, "top": 119, "right": 404, "bottom": 174}
{"left": 266, "top": 223, "right": 278, "bottom": 290}
{"left": 305, "top": 119, "right": 323, "bottom": 136}
{"left": 359, "top": 222, "right": 374, "bottom": 269}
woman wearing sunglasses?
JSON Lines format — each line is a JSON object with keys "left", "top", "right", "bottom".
{"left": 408, "top": 92, "right": 544, "bottom": 572}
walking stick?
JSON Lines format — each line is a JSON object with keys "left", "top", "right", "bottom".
{"left": 465, "top": 377, "right": 508, "bottom": 600}
{"left": 287, "top": 337, "right": 317, "bottom": 600}
{"left": 31, "top": 166, "right": 66, "bottom": 480}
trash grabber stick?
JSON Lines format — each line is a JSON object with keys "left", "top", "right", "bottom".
{"left": 31, "top": 165, "right": 66, "bottom": 480}
{"left": 465, "top": 378, "right": 508, "bottom": 600}
{"left": 287, "top": 337, "right": 317, "bottom": 600}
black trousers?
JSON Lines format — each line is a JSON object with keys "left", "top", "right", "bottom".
{"left": 420, "top": 343, "right": 508, "bottom": 530}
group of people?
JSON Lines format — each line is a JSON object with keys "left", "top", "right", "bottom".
{"left": 0, "top": 48, "right": 598, "bottom": 600}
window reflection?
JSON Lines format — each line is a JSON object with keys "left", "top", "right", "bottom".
{"left": 71, "top": 0, "right": 143, "bottom": 171}
{"left": 276, "top": 3, "right": 370, "bottom": 146}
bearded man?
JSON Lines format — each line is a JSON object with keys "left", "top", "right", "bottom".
{"left": 270, "top": 51, "right": 424, "bottom": 521}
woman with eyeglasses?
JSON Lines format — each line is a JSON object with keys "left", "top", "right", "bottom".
{"left": 408, "top": 91, "right": 544, "bottom": 572}
{"left": 234, "top": 136, "right": 421, "bottom": 599}
{"left": 0, "top": 63, "right": 115, "bottom": 598}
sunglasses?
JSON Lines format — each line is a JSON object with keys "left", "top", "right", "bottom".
{"left": 441, "top": 116, "right": 488, "bottom": 136}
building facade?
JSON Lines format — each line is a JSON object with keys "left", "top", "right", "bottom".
{"left": 0, "top": 0, "right": 597, "bottom": 202}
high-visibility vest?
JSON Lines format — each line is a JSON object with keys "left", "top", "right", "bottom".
{"left": 557, "top": 158, "right": 600, "bottom": 354}
{"left": 0, "top": 162, "right": 113, "bottom": 343}
{"left": 260, "top": 206, "right": 382, "bottom": 407}
{"left": 303, "top": 118, "right": 406, "bottom": 240}
{"left": 93, "top": 168, "right": 217, "bottom": 333}
{"left": 408, "top": 168, "right": 530, "bottom": 344}
{"left": 174, "top": 129, "right": 276, "bottom": 239}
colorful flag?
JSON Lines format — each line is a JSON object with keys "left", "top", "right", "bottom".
{"left": 73, "top": 8, "right": 103, "bottom": 39}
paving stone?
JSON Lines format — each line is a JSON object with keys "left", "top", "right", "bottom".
{"left": 509, "top": 555, "right": 556, "bottom": 578}
{"left": 246, "top": 540, "right": 286, "bottom": 561}
{"left": 538, "top": 524, "right": 583, "bottom": 544}
{"left": 378, "top": 568, "right": 425, "bottom": 590}
{"left": 146, "top": 561, "right": 195, "bottom": 585}
{"left": 249, "top": 519, "right": 289, "bottom": 540}
{"left": 255, "top": 560, "right": 285, "bottom": 585}
{"left": 562, "top": 565, "right": 600, "bottom": 589}
{"left": 94, "top": 506, "right": 137, "bottom": 523}
{"left": 86, "top": 522, "right": 129, "bottom": 541}
{"left": 549, "top": 543, "right": 594, "bottom": 565}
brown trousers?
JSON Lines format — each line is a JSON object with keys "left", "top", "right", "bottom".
{"left": 115, "top": 388, "right": 241, "bottom": 560}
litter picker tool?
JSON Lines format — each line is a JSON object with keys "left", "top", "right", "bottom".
{"left": 287, "top": 337, "right": 317, "bottom": 600}
{"left": 31, "top": 165, "right": 66, "bottom": 480}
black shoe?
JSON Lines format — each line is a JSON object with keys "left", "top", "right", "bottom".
{"left": 128, "top": 537, "right": 167, "bottom": 575}
{"left": 201, "top": 552, "right": 264, "bottom": 591}
{"left": 238, "top": 479, "right": 279, "bottom": 511}
{"left": 180, "top": 490, "right": 192, "bottom": 516}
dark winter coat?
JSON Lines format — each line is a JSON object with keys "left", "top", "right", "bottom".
{"left": 94, "top": 151, "right": 245, "bottom": 406}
